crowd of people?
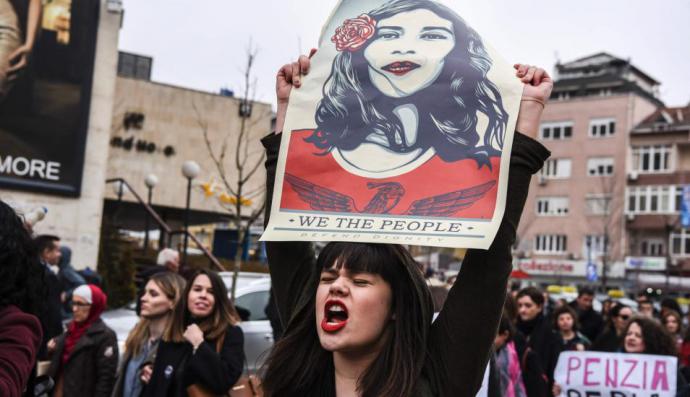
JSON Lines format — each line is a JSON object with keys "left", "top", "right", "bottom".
{"left": 486, "top": 285, "right": 690, "bottom": 397}
{"left": 1, "top": 10, "right": 674, "bottom": 396}
{"left": 0, "top": 198, "right": 251, "bottom": 397}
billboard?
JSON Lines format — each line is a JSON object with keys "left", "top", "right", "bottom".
{"left": 0, "top": 0, "right": 100, "bottom": 196}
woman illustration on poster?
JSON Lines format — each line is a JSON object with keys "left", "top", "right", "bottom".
{"left": 281, "top": 0, "right": 511, "bottom": 218}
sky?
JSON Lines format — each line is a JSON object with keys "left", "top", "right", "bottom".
{"left": 119, "top": 0, "right": 690, "bottom": 108}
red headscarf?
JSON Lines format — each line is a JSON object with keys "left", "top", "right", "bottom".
{"left": 61, "top": 284, "right": 107, "bottom": 365}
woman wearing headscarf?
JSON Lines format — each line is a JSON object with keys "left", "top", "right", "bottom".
{"left": 47, "top": 284, "right": 118, "bottom": 397}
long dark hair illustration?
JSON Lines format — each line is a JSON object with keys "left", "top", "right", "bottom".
{"left": 283, "top": 0, "right": 507, "bottom": 217}
{"left": 307, "top": 0, "right": 509, "bottom": 166}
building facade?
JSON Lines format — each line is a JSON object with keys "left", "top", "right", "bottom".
{"left": 625, "top": 105, "right": 690, "bottom": 284}
{"left": 104, "top": 57, "right": 272, "bottom": 234}
{"left": 516, "top": 53, "right": 662, "bottom": 285}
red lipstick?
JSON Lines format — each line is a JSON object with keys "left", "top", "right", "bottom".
{"left": 382, "top": 61, "right": 421, "bottom": 76}
{"left": 321, "top": 299, "right": 349, "bottom": 333}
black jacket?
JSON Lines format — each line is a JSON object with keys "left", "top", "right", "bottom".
{"left": 143, "top": 325, "right": 244, "bottom": 397}
{"left": 590, "top": 327, "right": 621, "bottom": 352}
{"left": 568, "top": 301, "right": 604, "bottom": 342}
{"left": 47, "top": 319, "right": 119, "bottom": 397}
{"left": 515, "top": 313, "right": 559, "bottom": 386}
{"left": 38, "top": 265, "right": 64, "bottom": 360}
{"left": 261, "top": 131, "right": 550, "bottom": 397}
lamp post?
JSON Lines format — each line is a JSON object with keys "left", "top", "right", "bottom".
{"left": 112, "top": 180, "right": 129, "bottom": 225}
{"left": 181, "top": 161, "right": 200, "bottom": 267}
{"left": 143, "top": 174, "right": 158, "bottom": 253}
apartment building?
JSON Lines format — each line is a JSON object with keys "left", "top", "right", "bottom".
{"left": 515, "top": 52, "right": 662, "bottom": 285}
{"left": 625, "top": 106, "right": 690, "bottom": 281}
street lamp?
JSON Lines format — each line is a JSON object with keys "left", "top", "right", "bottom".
{"left": 143, "top": 174, "right": 158, "bottom": 253}
{"left": 181, "top": 161, "right": 200, "bottom": 267}
{"left": 112, "top": 180, "right": 129, "bottom": 224}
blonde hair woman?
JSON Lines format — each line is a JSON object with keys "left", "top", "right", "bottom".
{"left": 112, "top": 272, "right": 186, "bottom": 397}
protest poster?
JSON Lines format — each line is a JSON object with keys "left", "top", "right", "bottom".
{"left": 554, "top": 351, "right": 677, "bottom": 397}
{"left": 262, "top": 0, "right": 524, "bottom": 248}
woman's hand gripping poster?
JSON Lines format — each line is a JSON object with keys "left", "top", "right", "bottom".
{"left": 262, "top": 0, "right": 524, "bottom": 249}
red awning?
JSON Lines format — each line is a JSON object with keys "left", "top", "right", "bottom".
{"left": 510, "top": 269, "right": 531, "bottom": 279}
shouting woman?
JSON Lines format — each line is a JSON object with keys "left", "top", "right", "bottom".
{"left": 259, "top": 9, "right": 553, "bottom": 395}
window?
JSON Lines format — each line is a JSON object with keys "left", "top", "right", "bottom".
{"left": 589, "top": 118, "right": 616, "bottom": 137}
{"left": 586, "top": 194, "right": 612, "bottom": 215}
{"left": 118, "top": 52, "right": 153, "bottom": 80}
{"left": 535, "top": 234, "right": 568, "bottom": 254}
{"left": 583, "top": 235, "right": 608, "bottom": 258}
{"left": 631, "top": 145, "right": 672, "bottom": 173}
{"left": 587, "top": 157, "right": 614, "bottom": 176}
{"left": 671, "top": 230, "right": 690, "bottom": 258}
{"left": 540, "top": 158, "right": 572, "bottom": 179}
{"left": 234, "top": 290, "right": 269, "bottom": 321}
{"left": 536, "top": 197, "right": 569, "bottom": 216}
{"left": 626, "top": 185, "right": 679, "bottom": 214}
{"left": 641, "top": 239, "right": 664, "bottom": 256}
{"left": 540, "top": 121, "right": 574, "bottom": 140}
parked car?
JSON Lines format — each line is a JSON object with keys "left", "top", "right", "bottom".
{"left": 101, "top": 272, "right": 273, "bottom": 373}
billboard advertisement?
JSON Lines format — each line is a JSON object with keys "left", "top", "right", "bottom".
{"left": 0, "top": 0, "right": 100, "bottom": 196}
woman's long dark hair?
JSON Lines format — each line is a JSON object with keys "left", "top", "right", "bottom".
{"left": 261, "top": 242, "right": 434, "bottom": 397}
{"left": 624, "top": 316, "right": 677, "bottom": 356}
{"left": 309, "top": 0, "right": 508, "bottom": 168}
{"left": 164, "top": 269, "right": 240, "bottom": 343}
{"left": 0, "top": 200, "right": 45, "bottom": 315}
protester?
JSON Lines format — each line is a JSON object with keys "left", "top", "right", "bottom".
{"left": 0, "top": 200, "right": 45, "bottom": 397}
{"left": 552, "top": 305, "right": 589, "bottom": 351}
{"left": 143, "top": 270, "right": 244, "bottom": 396}
{"left": 112, "top": 272, "right": 186, "bottom": 397}
{"left": 591, "top": 304, "right": 633, "bottom": 352}
{"left": 600, "top": 298, "right": 614, "bottom": 323}
{"left": 568, "top": 287, "right": 603, "bottom": 342}
{"left": 491, "top": 315, "right": 528, "bottom": 397}
{"left": 34, "top": 234, "right": 65, "bottom": 359}
{"left": 554, "top": 298, "right": 568, "bottom": 309}
{"left": 47, "top": 284, "right": 118, "bottom": 397}
{"left": 135, "top": 248, "right": 180, "bottom": 315}
{"left": 503, "top": 294, "right": 519, "bottom": 324}
{"left": 680, "top": 323, "right": 690, "bottom": 377}
{"left": 663, "top": 310, "right": 684, "bottom": 351}
{"left": 56, "top": 246, "right": 86, "bottom": 318}
{"left": 639, "top": 300, "right": 656, "bottom": 319}
{"left": 620, "top": 317, "right": 689, "bottom": 396}
{"left": 554, "top": 316, "right": 689, "bottom": 396}
{"left": 661, "top": 298, "right": 684, "bottom": 319}
{"left": 260, "top": 42, "right": 552, "bottom": 395}
{"left": 515, "top": 287, "right": 559, "bottom": 386}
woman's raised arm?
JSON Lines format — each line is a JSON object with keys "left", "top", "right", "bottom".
{"left": 426, "top": 65, "right": 552, "bottom": 397}
{"left": 262, "top": 51, "right": 318, "bottom": 327}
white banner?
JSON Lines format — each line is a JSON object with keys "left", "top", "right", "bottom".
{"left": 554, "top": 351, "right": 677, "bottom": 397}
{"left": 625, "top": 257, "right": 667, "bottom": 272}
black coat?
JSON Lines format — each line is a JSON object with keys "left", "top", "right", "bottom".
{"left": 569, "top": 301, "right": 604, "bottom": 342}
{"left": 590, "top": 327, "right": 621, "bottom": 352}
{"left": 516, "top": 314, "right": 560, "bottom": 385}
{"left": 260, "top": 132, "right": 551, "bottom": 397}
{"left": 47, "top": 319, "right": 119, "bottom": 397}
{"left": 38, "top": 265, "right": 64, "bottom": 360}
{"left": 143, "top": 325, "right": 244, "bottom": 397}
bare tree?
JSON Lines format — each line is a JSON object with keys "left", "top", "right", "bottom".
{"left": 589, "top": 172, "right": 624, "bottom": 288}
{"left": 195, "top": 43, "right": 272, "bottom": 299}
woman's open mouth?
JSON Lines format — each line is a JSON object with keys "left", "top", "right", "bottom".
{"left": 382, "top": 61, "right": 420, "bottom": 76}
{"left": 321, "top": 299, "right": 349, "bottom": 333}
